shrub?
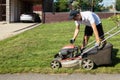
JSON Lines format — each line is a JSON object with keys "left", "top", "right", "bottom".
{"left": 108, "top": 15, "right": 120, "bottom": 26}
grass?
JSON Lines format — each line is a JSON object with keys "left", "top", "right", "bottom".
{"left": 0, "top": 19, "right": 120, "bottom": 74}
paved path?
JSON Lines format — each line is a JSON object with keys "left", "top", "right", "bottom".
{"left": 0, "top": 22, "right": 41, "bottom": 40}
{"left": 0, "top": 73, "right": 120, "bottom": 80}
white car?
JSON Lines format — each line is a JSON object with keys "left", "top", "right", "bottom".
{"left": 20, "top": 13, "right": 41, "bottom": 22}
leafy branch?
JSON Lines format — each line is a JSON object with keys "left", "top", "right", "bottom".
{"left": 108, "top": 15, "right": 120, "bottom": 26}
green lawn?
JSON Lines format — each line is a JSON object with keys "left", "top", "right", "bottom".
{"left": 0, "top": 19, "right": 120, "bottom": 74}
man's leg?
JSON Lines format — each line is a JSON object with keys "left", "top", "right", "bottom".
{"left": 81, "top": 26, "right": 93, "bottom": 49}
{"left": 81, "top": 35, "right": 90, "bottom": 49}
{"left": 96, "top": 23, "right": 105, "bottom": 40}
{"left": 96, "top": 23, "right": 106, "bottom": 49}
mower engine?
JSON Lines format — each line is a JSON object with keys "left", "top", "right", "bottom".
{"left": 54, "top": 45, "right": 79, "bottom": 59}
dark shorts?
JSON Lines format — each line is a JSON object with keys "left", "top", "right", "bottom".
{"left": 84, "top": 23, "right": 104, "bottom": 39}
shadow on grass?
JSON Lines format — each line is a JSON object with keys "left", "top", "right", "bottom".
{"left": 111, "top": 48, "right": 120, "bottom": 66}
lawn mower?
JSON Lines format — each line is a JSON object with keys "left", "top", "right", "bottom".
{"left": 50, "top": 24, "right": 120, "bottom": 70}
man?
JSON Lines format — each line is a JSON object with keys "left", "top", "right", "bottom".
{"left": 69, "top": 10, "right": 105, "bottom": 50}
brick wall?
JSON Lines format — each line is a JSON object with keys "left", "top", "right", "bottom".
{"left": 44, "top": 12, "right": 120, "bottom": 23}
{"left": 96, "top": 12, "right": 115, "bottom": 19}
{"left": 44, "top": 12, "right": 69, "bottom": 23}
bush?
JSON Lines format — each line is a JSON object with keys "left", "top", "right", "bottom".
{"left": 108, "top": 15, "right": 120, "bottom": 26}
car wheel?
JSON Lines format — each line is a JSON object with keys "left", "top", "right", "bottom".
{"left": 51, "top": 60, "right": 61, "bottom": 69}
{"left": 81, "top": 58, "right": 94, "bottom": 70}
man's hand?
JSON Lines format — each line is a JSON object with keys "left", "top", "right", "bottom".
{"left": 95, "top": 41, "right": 106, "bottom": 49}
{"left": 70, "top": 39, "right": 75, "bottom": 44}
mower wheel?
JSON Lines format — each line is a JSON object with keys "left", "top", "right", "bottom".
{"left": 51, "top": 60, "right": 61, "bottom": 69}
{"left": 81, "top": 58, "right": 94, "bottom": 70}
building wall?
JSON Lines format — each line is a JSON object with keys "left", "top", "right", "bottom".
{"left": 6, "top": 0, "right": 10, "bottom": 23}
{"left": 10, "top": 0, "right": 21, "bottom": 22}
{"left": 6, "top": 0, "right": 21, "bottom": 23}
{"left": 0, "top": 0, "right": 6, "bottom": 21}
